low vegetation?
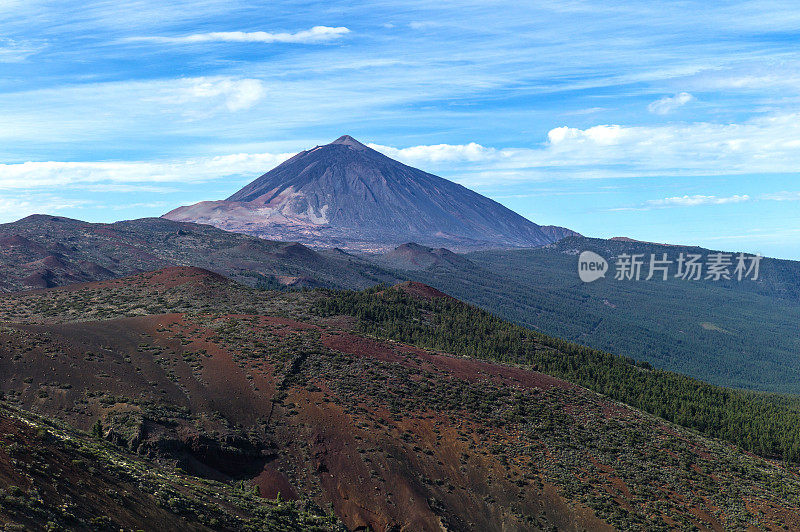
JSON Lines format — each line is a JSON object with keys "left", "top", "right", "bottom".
{"left": 2, "top": 267, "right": 800, "bottom": 529}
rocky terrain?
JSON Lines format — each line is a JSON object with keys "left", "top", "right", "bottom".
{"left": 0, "top": 402, "right": 340, "bottom": 531}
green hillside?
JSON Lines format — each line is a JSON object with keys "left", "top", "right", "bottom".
{"left": 394, "top": 237, "right": 800, "bottom": 394}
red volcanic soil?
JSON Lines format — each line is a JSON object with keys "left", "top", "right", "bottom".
{"left": 1, "top": 306, "right": 613, "bottom": 530}
{"left": 0, "top": 235, "right": 36, "bottom": 247}
{"left": 132, "top": 266, "right": 230, "bottom": 289}
{"left": 0, "top": 305, "right": 743, "bottom": 530}
{"left": 394, "top": 280, "right": 454, "bottom": 301}
{"left": 23, "top": 255, "right": 70, "bottom": 269}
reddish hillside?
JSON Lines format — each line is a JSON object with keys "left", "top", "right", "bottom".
{"left": 380, "top": 242, "right": 474, "bottom": 270}
{"left": 0, "top": 311, "right": 605, "bottom": 530}
{"left": 1, "top": 272, "right": 799, "bottom": 530}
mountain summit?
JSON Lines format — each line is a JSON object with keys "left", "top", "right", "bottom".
{"left": 164, "top": 135, "right": 577, "bottom": 251}
{"left": 327, "top": 134, "right": 368, "bottom": 148}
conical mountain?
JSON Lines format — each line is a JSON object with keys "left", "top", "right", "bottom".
{"left": 163, "top": 135, "right": 577, "bottom": 251}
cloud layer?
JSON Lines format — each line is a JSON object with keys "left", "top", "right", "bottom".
{"left": 6, "top": 106, "right": 800, "bottom": 191}
{"left": 370, "top": 111, "right": 800, "bottom": 181}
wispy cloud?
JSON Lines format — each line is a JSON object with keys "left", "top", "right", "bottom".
{"left": 0, "top": 152, "right": 295, "bottom": 190}
{"left": 0, "top": 197, "right": 91, "bottom": 223}
{"left": 368, "top": 142, "right": 496, "bottom": 164}
{"left": 128, "top": 26, "right": 350, "bottom": 45}
{"left": 540, "top": 112, "right": 800, "bottom": 177}
{"left": 647, "top": 92, "right": 694, "bottom": 114}
{"left": 647, "top": 194, "right": 750, "bottom": 207}
{"left": 0, "top": 37, "right": 40, "bottom": 63}
{"left": 613, "top": 191, "right": 800, "bottom": 212}
{"left": 760, "top": 191, "right": 800, "bottom": 201}
{"left": 408, "top": 21, "right": 438, "bottom": 30}
{"left": 110, "top": 201, "right": 170, "bottom": 210}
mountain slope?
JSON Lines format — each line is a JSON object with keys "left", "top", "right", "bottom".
{"left": 385, "top": 236, "right": 800, "bottom": 393}
{"left": 0, "top": 215, "right": 399, "bottom": 292}
{"left": 2, "top": 268, "right": 800, "bottom": 529}
{"left": 164, "top": 135, "right": 577, "bottom": 251}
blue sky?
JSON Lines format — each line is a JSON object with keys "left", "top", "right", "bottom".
{"left": 1, "top": 1, "right": 800, "bottom": 258}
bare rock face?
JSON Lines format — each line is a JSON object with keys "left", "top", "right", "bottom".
{"left": 164, "top": 135, "right": 577, "bottom": 251}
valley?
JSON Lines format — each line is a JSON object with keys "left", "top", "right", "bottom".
{"left": 383, "top": 238, "right": 800, "bottom": 394}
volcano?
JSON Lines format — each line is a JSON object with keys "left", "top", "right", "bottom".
{"left": 163, "top": 135, "right": 577, "bottom": 251}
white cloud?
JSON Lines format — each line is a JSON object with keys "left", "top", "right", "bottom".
{"left": 647, "top": 92, "right": 695, "bottom": 115}
{"left": 110, "top": 201, "right": 170, "bottom": 210}
{"left": 540, "top": 112, "right": 800, "bottom": 176}
{"left": 647, "top": 194, "right": 750, "bottom": 207}
{"left": 563, "top": 107, "right": 609, "bottom": 116}
{"left": 6, "top": 109, "right": 800, "bottom": 198}
{"left": 547, "top": 124, "right": 626, "bottom": 145}
{"left": 614, "top": 191, "right": 800, "bottom": 211}
{"left": 0, "top": 76, "right": 272, "bottom": 146}
{"left": 366, "top": 111, "right": 800, "bottom": 184}
{"left": 0, "top": 152, "right": 295, "bottom": 190}
{"left": 130, "top": 26, "right": 350, "bottom": 45}
{"left": 367, "top": 142, "right": 497, "bottom": 164}
{"left": 146, "top": 77, "right": 267, "bottom": 112}
{"left": 408, "top": 21, "right": 438, "bottom": 30}
{"left": 83, "top": 184, "right": 181, "bottom": 193}
{"left": 177, "top": 77, "right": 267, "bottom": 112}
